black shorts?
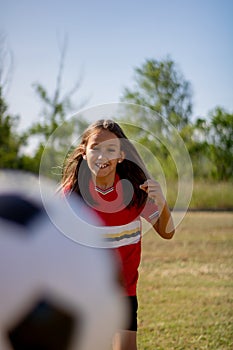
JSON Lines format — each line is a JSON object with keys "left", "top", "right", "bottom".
{"left": 125, "top": 296, "right": 138, "bottom": 331}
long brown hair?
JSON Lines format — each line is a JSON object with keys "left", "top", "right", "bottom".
{"left": 62, "top": 119, "right": 151, "bottom": 208}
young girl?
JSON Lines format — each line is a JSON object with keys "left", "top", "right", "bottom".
{"left": 62, "top": 119, "right": 175, "bottom": 350}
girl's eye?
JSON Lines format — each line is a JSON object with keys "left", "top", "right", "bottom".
{"left": 108, "top": 148, "right": 117, "bottom": 152}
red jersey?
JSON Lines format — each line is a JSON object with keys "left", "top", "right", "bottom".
{"left": 87, "top": 174, "right": 159, "bottom": 296}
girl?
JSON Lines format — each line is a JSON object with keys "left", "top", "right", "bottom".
{"left": 62, "top": 119, "right": 175, "bottom": 350}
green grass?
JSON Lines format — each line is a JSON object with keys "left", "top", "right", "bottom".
{"left": 137, "top": 212, "right": 233, "bottom": 349}
{"left": 166, "top": 181, "right": 233, "bottom": 210}
{"left": 190, "top": 181, "right": 233, "bottom": 210}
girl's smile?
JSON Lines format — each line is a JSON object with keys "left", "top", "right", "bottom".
{"left": 95, "top": 162, "right": 110, "bottom": 169}
{"left": 83, "top": 129, "right": 124, "bottom": 188}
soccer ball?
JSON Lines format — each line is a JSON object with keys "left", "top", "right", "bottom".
{"left": 0, "top": 171, "right": 127, "bottom": 350}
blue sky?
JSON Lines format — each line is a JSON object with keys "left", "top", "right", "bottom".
{"left": 1, "top": 0, "right": 233, "bottom": 130}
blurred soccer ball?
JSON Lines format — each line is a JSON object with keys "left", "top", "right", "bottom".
{"left": 0, "top": 171, "right": 127, "bottom": 350}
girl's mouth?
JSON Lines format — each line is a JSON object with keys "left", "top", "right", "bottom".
{"left": 95, "top": 162, "right": 109, "bottom": 169}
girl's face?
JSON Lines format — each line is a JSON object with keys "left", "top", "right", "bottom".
{"left": 83, "top": 129, "right": 124, "bottom": 181}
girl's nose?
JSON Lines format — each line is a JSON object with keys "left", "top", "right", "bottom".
{"left": 97, "top": 152, "right": 107, "bottom": 160}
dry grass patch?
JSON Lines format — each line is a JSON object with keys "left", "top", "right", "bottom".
{"left": 137, "top": 212, "right": 233, "bottom": 349}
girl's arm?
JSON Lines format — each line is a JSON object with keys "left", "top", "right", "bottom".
{"left": 140, "top": 180, "right": 175, "bottom": 239}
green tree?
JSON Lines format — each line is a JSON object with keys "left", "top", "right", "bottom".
{"left": 29, "top": 38, "right": 87, "bottom": 143}
{"left": 207, "top": 107, "right": 233, "bottom": 180}
{"left": 119, "top": 57, "right": 193, "bottom": 181}
{"left": 179, "top": 120, "right": 213, "bottom": 179}
{"left": 25, "top": 38, "right": 88, "bottom": 179}
{"left": 185, "top": 108, "right": 233, "bottom": 180}
{"left": 0, "top": 86, "right": 22, "bottom": 168}
{"left": 121, "top": 57, "right": 193, "bottom": 130}
{"left": 0, "top": 35, "right": 27, "bottom": 170}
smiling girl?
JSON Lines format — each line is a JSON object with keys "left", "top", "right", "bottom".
{"left": 62, "top": 119, "right": 175, "bottom": 350}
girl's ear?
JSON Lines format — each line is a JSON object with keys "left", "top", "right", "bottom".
{"left": 118, "top": 151, "right": 125, "bottom": 163}
{"left": 82, "top": 154, "right": 87, "bottom": 160}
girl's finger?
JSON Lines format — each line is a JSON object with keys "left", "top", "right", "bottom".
{"left": 139, "top": 183, "right": 148, "bottom": 192}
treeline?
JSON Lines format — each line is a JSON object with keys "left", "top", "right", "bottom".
{"left": 0, "top": 53, "right": 232, "bottom": 183}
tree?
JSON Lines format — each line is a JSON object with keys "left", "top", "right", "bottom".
{"left": 207, "top": 107, "right": 233, "bottom": 180}
{"left": 0, "top": 86, "right": 22, "bottom": 168}
{"left": 179, "top": 119, "right": 213, "bottom": 179}
{"left": 121, "top": 57, "right": 193, "bottom": 131}
{"left": 29, "top": 38, "right": 87, "bottom": 143}
{"left": 185, "top": 107, "right": 233, "bottom": 180}
{"left": 118, "top": 57, "right": 193, "bottom": 181}
{"left": 0, "top": 34, "right": 25, "bottom": 170}
{"left": 25, "top": 37, "right": 88, "bottom": 179}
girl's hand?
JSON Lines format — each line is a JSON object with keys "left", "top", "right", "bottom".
{"left": 140, "top": 179, "right": 165, "bottom": 207}
{"left": 140, "top": 179, "right": 175, "bottom": 239}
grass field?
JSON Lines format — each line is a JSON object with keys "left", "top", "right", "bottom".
{"left": 137, "top": 212, "right": 233, "bottom": 349}
{"left": 166, "top": 181, "right": 233, "bottom": 211}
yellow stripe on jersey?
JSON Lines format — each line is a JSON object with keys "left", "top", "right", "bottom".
{"left": 95, "top": 220, "right": 141, "bottom": 247}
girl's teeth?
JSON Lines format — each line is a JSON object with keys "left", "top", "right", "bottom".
{"left": 97, "top": 164, "right": 108, "bottom": 168}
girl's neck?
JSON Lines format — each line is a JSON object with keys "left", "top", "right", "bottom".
{"left": 92, "top": 174, "right": 116, "bottom": 190}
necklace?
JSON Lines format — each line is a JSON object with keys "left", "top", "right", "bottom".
{"left": 94, "top": 185, "right": 114, "bottom": 195}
